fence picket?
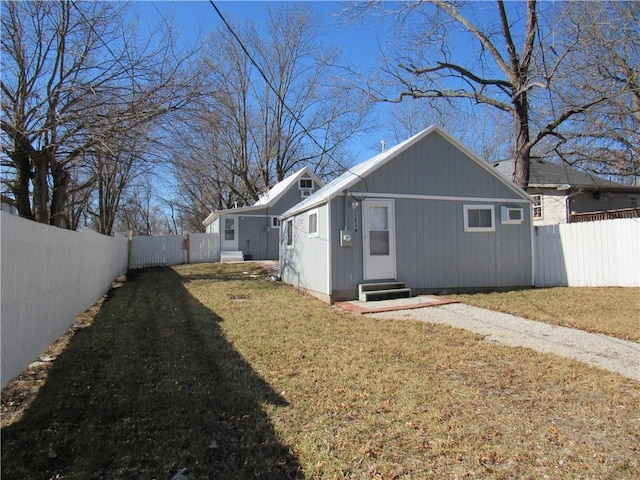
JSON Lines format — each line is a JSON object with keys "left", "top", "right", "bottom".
{"left": 534, "top": 218, "right": 640, "bottom": 287}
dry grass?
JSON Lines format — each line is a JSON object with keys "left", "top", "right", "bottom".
{"left": 2, "top": 263, "right": 639, "bottom": 479}
{"left": 449, "top": 287, "right": 640, "bottom": 342}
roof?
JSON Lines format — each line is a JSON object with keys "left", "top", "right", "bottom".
{"left": 492, "top": 158, "right": 634, "bottom": 190}
{"left": 282, "top": 125, "right": 531, "bottom": 218}
{"left": 202, "top": 166, "right": 323, "bottom": 225}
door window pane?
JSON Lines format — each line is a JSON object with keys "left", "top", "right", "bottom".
{"left": 370, "top": 206, "right": 388, "bottom": 230}
{"left": 370, "top": 231, "right": 389, "bottom": 255}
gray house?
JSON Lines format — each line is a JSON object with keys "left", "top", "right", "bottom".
{"left": 492, "top": 158, "right": 640, "bottom": 225}
{"left": 279, "top": 126, "right": 534, "bottom": 303}
{"left": 203, "top": 167, "right": 323, "bottom": 262}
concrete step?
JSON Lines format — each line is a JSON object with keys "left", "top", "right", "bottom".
{"left": 358, "top": 282, "right": 410, "bottom": 302}
{"left": 360, "top": 288, "right": 412, "bottom": 302}
{"left": 220, "top": 251, "right": 244, "bottom": 263}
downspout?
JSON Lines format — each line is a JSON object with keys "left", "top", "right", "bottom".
{"left": 327, "top": 199, "right": 333, "bottom": 303}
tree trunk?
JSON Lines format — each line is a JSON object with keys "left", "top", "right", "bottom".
{"left": 50, "top": 160, "right": 69, "bottom": 228}
{"left": 32, "top": 151, "right": 50, "bottom": 223}
{"left": 11, "top": 142, "right": 34, "bottom": 220}
{"left": 512, "top": 95, "right": 532, "bottom": 188}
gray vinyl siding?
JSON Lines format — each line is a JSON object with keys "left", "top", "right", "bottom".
{"left": 280, "top": 204, "right": 329, "bottom": 298}
{"left": 330, "top": 197, "right": 364, "bottom": 300}
{"left": 354, "top": 133, "right": 518, "bottom": 199}
{"left": 393, "top": 199, "right": 532, "bottom": 290}
{"left": 329, "top": 131, "right": 532, "bottom": 298}
{"left": 237, "top": 211, "right": 279, "bottom": 260}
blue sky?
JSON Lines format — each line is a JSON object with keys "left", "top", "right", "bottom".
{"left": 131, "top": 1, "right": 405, "bottom": 159}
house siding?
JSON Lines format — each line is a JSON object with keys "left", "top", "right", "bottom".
{"left": 332, "top": 131, "right": 532, "bottom": 299}
{"left": 237, "top": 211, "right": 279, "bottom": 260}
{"left": 281, "top": 127, "right": 533, "bottom": 303}
{"left": 280, "top": 203, "right": 330, "bottom": 300}
{"left": 352, "top": 134, "right": 519, "bottom": 199}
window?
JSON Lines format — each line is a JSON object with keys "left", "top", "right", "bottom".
{"left": 463, "top": 205, "right": 495, "bottom": 232}
{"left": 271, "top": 216, "right": 280, "bottom": 228}
{"left": 308, "top": 211, "right": 318, "bottom": 237}
{"left": 501, "top": 206, "right": 524, "bottom": 224}
{"left": 532, "top": 194, "right": 543, "bottom": 219}
{"left": 285, "top": 219, "right": 293, "bottom": 248}
{"left": 299, "top": 177, "right": 314, "bottom": 197}
{"left": 629, "top": 196, "right": 639, "bottom": 208}
{"left": 224, "top": 218, "right": 235, "bottom": 240}
{"left": 299, "top": 178, "right": 313, "bottom": 189}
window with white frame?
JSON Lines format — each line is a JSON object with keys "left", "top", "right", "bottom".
{"left": 299, "top": 178, "right": 313, "bottom": 189}
{"left": 270, "top": 216, "right": 280, "bottom": 228}
{"left": 501, "top": 206, "right": 524, "bottom": 224}
{"left": 299, "top": 177, "right": 314, "bottom": 197}
{"left": 532, "top": 194, "right": 543, "bottom": 219}
{"left": 285, "top": 219, "right": 293, "bottom": 248}
{"left": 463, "top": 205, "right": 495, "bottom": 232}
{"left": 308, "top": 210, "right": 318, "bottom": 237}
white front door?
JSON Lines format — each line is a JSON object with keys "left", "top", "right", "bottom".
{"left": 221, "top": 216, "right": 238, "bottom": 251}
{"left": 362, "top": 199, "right": 396, "bottom": 280}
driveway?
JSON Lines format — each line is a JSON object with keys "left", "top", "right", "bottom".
{"left": 368, "top": 303, "right": 640, "bottom": 381}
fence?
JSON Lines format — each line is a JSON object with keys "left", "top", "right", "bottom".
{"left": 534, "top": 217, "right": 640, "bottom": 287}
{"left": 1, "top": 212, "right": 128, "bottom": 389}
{"left": 129, "top": 232, "right": 219, "bottom": 269}
{"left": 569, "top": 207, "right": 640, "bottom": 223}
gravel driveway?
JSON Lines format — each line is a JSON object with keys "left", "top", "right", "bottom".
{"left": 368, "top": 303, "right": 640, "bottom": 381}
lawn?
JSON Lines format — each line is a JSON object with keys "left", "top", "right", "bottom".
{"left": 2, "top": 263, "right": 639, "bottom": 479}
{"left": 449, "top": 287, "right": 640, "bottom": 342}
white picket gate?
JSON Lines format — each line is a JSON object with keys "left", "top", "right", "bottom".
{"left": 534, "top": 218, "right": 640, "bottom": 287}
{"left": 129, "top": 233, "right": 219, "bottom": 269}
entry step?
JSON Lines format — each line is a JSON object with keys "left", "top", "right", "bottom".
{"left": 358, "top": 282, "right": 412, "bottom": 302}
{"left": 221, "top": 251, "right": 244, "bottom": 263}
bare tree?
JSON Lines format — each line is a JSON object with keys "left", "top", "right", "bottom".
{"left": 166, "top": 3, "right": 371, "bottom": 226}
{"left": 359, "top": 0, "right": 628, "bottom": 187}
{"left": 551, "top": 2, "right": 639, "bottom": 182}
{"left": 1, "top": 1, "right": 195, "bottom": 228}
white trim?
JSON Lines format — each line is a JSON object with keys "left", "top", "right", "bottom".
{"left": 463, "top": 204, "right": 495, "bottom": 232}
{"left": 501, "top": 206, "right": 524, "bottom": 224}
{"left": 327, "top": 200, "right": 332, "bottom": 299}
{"left": 350, "top": 192, "right": 531, "bottom": 204}
{"left": 284, "top": 218, "right": 294, "bottom": 249}
{"left": 362, "top": 198, "right": 397, "bottom": 280}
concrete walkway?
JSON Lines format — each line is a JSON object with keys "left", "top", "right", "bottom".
{"left": 367, "top": 302, "right": 640, "bottom": 381}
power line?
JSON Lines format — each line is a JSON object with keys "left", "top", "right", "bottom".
{"left": 208, "top": 1, "right": 368, "bottom": 198}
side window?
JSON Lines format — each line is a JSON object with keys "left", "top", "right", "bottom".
{"left": 463, "top": 205, "right": 495, "bottom": 232}
{"left": 532, "top": 194, "right": 543, "bottom": 219}
{"left": 285, "top": 219, "right": 293, "bottom": 248}
{"left": 271, "top": 216, "right": 281, "bottom": 228}
{"left": 308, "top": 211, "right": 318, "bottom": 237}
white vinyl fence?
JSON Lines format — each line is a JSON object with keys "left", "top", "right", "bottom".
{"left": 1, "top": 212, "right": 128, "bottom": 389}
{"left": 534, "top": 218, "right": 640, "bottom": 287}
{"left": 129, "top": 232, "right": 219, "bottom": 269}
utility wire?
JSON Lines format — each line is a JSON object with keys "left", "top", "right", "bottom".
{"left": 208, "top": 1, "right": 368, "bottom": 199}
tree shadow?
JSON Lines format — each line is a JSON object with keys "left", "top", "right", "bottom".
{"left": 1, "top": 267, "right": 303, "bottom": 479}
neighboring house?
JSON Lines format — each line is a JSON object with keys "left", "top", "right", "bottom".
{"left": 492, "top": 158, "right": 640, "bottom": 225}
{"left": 203, "top": 167, "right": 323, "bottom": 262}
{"left": 279, "top": 126, "right": 534, "bottom": 304}
{"left": 1, "top": 195, "right": 18, "bottom": 216}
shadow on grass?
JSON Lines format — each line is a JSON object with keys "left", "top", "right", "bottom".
{"left": 1, "top": 267, "right": 303, "bottom": 479}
